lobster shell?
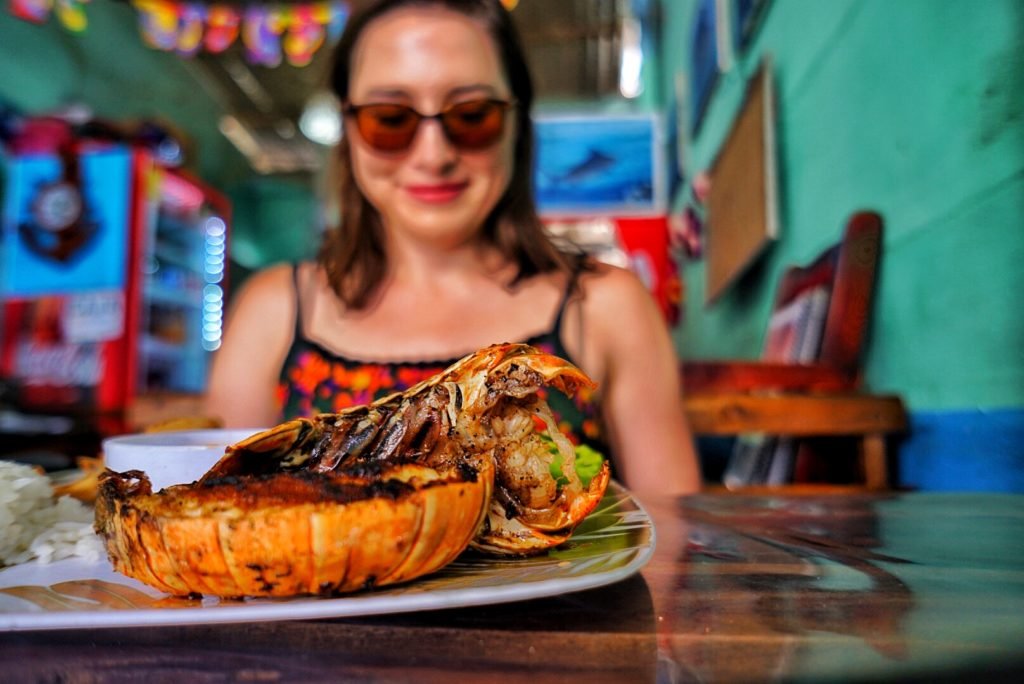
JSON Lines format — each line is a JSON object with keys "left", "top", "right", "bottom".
{"left": 95, "top": 460, "right": 493, "bottom": 598}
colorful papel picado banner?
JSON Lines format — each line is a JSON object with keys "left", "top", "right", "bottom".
{"left": 130, "top": 1, "right": 350, "bottom": 67}
{"left": 8, "top": 0, "right": 91, "bottom": 32}
{"left": 7, "top": 1, "right": 523, "bottom": 67}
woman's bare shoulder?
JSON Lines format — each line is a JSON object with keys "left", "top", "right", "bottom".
{"left": 577, "top": 261, "right": 653, "bottom": 312}
{"left": 237, "top": 262, "right": 293, "bottom": 297}
{"left": 231, "top": 262, "right": 301, "bottom": 312}
{"left": 577, "top": 261, "right": 670, "bottom": 354}
{"left": 219, "top": 263, "right": 299, "bottom": 339}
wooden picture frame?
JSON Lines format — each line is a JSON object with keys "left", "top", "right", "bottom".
{"left": 704, "top": 56, "right": 779, "bottom": 304}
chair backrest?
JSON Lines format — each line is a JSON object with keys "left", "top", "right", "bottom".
{"left": 763, "top": 212, "right": 883, "bottom": 379}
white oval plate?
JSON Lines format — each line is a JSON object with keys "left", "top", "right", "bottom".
{"left": 0, "top": 482, "right": 654, "bottom": 632}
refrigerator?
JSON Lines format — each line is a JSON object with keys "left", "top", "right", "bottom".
{"left": 543, "top": 215, "right": 682, "bottom": 326}
{"left": 0, "top": 137, "right": 230, "bottom": 441}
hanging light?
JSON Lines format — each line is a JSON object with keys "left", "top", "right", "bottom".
{"left": 618, "top": 10, "right": 644, "bottom": 99}
{"left": 299, "top": 90, "right": 342, "bottom": 146}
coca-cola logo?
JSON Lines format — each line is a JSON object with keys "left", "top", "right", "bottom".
{"left": 14, "top": 342, "right": 103, "bottom": 386}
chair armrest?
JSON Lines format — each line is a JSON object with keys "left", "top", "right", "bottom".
{"left": 682, "top": 360, "right": 858, "bottom": 394}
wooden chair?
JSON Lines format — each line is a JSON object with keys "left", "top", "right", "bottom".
{"left": 682, "top": 211, "right": 907, "bottom": 490}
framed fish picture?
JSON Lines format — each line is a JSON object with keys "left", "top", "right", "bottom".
{"left": 533, "top": 113, "right": 666, "bottom": 217}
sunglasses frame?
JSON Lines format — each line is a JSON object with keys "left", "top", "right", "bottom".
{"left": 342, "top": 98, "right": 516, "bottom": 153}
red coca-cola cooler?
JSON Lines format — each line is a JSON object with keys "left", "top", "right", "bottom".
{"left": 544, "top": 215, "right": 682, "bottom": 326}
{"left": 0, "top": 120, "right": 230, "bottom": 448}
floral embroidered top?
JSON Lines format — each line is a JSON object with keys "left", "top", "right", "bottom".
{"left": 276, "top": 265, "right": 606, "bottom": 455}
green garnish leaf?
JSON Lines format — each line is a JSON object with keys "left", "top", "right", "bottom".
{"left": 574, "top": 444, "right": 604, "bottom": 488}
{"left": 548, "top": 453, "right": 571, "bottom": 488}
{"left": 548, "top": 444, "right": 605, "bottom": 489}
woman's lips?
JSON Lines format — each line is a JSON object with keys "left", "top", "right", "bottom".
{"left": 405, "top": 182, "right": 468, "bottom": 203}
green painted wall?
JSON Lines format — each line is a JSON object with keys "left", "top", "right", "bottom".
{"left": 0, "top": 3, "right": 320, "bottom": 271}
{"left": 230, "top": 176, "right": 323, "bottom": 271}
{"left": 659, "top": 0, "right": 1024, "bottom": 412}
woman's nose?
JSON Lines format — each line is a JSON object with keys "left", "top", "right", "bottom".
{"left": 409, "top": 118, "right": 458, "bottom": 171}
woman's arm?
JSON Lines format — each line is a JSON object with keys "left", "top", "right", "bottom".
{"left": 582, "top": 266, "right": 702, "bottom": 497}
{"left": 204, "top": 264, "right": 296, "bottom": 428}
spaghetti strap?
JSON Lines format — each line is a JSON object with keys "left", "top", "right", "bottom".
{"left": 291, "top": 262, "right": 304, "bottom": 339}
{"left": 549, "top": 270, "right": 576, "bottom": 338}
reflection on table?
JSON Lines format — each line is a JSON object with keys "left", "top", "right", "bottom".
{"left": 649, "top": 493, "right": 1024, "bottom": 683}
{"left": 3, "top": 492, "right": 1024, "bottom": 683}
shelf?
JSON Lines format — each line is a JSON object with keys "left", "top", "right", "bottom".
{"left": 153, "top": 243, "right": 198, "bottom": 272}
{"left": 140, "top": 334, "right": 188, "bottom": 363}
{"left": 156, "top": 215, "right": 205, "bottom": 243}
{"left": 145, "top": 281, "right": 201, "bottom": 309}
{"left": 127, "top": 392, "right": 211, "bottom": 432}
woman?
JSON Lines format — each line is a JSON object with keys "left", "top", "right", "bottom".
{"left": 205, "top": 0, "right": 701, "bottom": 496}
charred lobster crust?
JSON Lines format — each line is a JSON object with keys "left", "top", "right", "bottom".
{"left": 96, "top": 460, "right": 493, "bottom": 599}
{"left": 95, "top": 343, "right": 610, "bottom": 598}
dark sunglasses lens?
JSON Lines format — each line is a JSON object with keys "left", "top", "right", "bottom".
{"left": 442, "top": 100, "right": 507, "bottom": 149}
{"left": 354, "top": 104, "right": 421, "bottom": 151}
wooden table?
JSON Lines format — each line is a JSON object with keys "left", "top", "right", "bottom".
{"left": 3, "top": 492, "right": 1023, "bottom": 682}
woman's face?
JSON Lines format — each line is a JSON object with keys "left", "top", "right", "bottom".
{"left": 346, "top": 7, "right": 516, "bottom": 250}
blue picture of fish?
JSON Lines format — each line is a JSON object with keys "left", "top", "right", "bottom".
{"left": 534, "top": 114, "right": 664, "bottom": 216}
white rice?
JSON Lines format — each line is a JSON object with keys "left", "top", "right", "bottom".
{"left": 0, "top": 460, "right": 105, "bottom": 566}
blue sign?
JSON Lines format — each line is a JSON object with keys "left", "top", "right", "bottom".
{"left": 2, "top": 147, "right": 132, "bottom": 296}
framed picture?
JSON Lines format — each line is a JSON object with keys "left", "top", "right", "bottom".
{"left": 534, "top": 113, "right": 666, "bottom": 217}
{"left": 733, "top": 0, "right": 772, "bottom": 52}
{"left": 704, "top": 56, "right": 779, "bottom": 304}
{"left": 689, "top": 0, "right": 720, "bottom": 136}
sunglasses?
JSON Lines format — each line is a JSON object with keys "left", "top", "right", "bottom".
{"left": 342, "top": 98, "right": 515, "bottom": 153}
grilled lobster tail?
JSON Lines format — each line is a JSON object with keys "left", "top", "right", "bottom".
{"left": 96, "top": 343, "right": 610, "bottom": 597}
{"left": 96, "top": 460, "right": 493, "bottom": 597}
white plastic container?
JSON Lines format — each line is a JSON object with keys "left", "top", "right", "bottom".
{"left": 102, "top": 428, "right": 264, "bottom": 490}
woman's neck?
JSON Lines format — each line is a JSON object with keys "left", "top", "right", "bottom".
{"left": 383, "top": 231, "right": 512, "bottom": 289}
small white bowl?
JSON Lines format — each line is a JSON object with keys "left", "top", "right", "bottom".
{"left": 103, "top": 428, "right": 265, "bottom": 490}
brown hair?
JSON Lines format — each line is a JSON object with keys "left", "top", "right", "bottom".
{"left": 318, "top": 0, "right": 579, "bottom": 309}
